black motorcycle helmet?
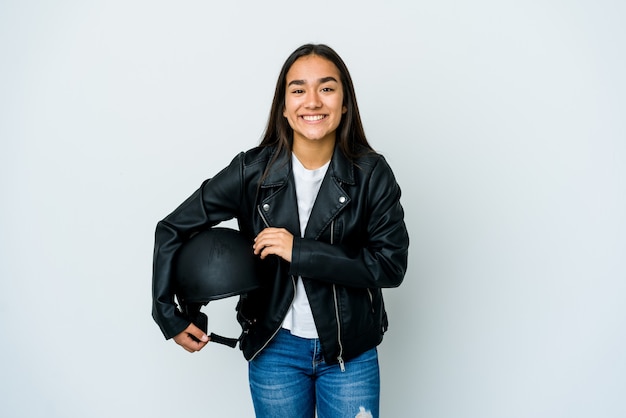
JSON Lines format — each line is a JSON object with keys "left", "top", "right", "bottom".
{"left": 174, "top": 227, "right": 260, "bottom": 347}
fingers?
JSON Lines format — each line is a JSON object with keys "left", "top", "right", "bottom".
{"left": 173, "top": 323, "right": 209, "bottom": 353}
{"left": 186, "top": 322, "right": 209, "bottom": 343}
{"left": 253, "top": 228, "right": 293, "bottom": 262}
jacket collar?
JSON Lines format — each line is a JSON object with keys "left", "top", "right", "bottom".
{"left": 260, "top": 144, "right": 355, "bottom": 188}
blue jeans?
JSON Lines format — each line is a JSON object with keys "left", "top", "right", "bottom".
{"left": 248, "top": 328, "right": 380, "bottom": 418}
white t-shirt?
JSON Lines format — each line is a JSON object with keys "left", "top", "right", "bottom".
{"left": 281, "top": 153, "right": 330, "bottom": 338}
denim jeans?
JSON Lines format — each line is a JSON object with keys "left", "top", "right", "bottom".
{"left": 248, "top": 328, "right": 380, "bottom": 418}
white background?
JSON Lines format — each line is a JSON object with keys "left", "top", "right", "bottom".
{"left": 1, "top": 1, "right": 625, "bottom": 417}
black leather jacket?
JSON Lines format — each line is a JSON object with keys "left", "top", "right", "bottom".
{"left": 152, "top": 144, "right": 409, "bottom": 365}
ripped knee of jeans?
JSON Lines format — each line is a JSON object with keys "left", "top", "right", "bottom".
{"left": 355, "top": 406, "right": 373, "bottom": 418}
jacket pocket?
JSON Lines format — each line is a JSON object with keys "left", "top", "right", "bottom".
{"left": 337, "top": 286, "right": 378, "bottom": 338}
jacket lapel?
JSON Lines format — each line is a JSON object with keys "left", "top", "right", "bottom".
{"left": 258, "top": 150, "right": 301, "bottom": 236}
{"left": 258, "top": 146, "right": 356, "bottom": 240}
{"left": 304, "top": 148, "right": 355, "bottom": 239}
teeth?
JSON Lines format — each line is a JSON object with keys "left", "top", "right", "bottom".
{"left": 302, "top": 115, "right": 325, "bottom": 121}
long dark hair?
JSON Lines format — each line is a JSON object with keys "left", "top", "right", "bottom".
{"left": 260, "top": 44, "right": 373, "bottom": 166}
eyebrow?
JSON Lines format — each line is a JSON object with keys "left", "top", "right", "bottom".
{"left": 287, "top": 76, "right": 339, "bottom": 87}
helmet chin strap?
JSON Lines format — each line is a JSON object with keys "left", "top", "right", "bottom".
{"left": 207, "top": 332, "right": 240, "bottom": 348}
{"left": 183, "top": 303, "right": 241, "bottom": 348}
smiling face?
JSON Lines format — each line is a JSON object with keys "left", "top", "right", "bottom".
{"left": 283, "top": 55, "right": 347, "bottom": 148}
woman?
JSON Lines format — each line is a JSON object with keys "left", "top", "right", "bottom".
{"left": 152, "top": 44, "right": 409, "bottom": 418}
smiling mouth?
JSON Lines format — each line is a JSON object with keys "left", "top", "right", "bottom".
{"left": 301, "top": 115, "right": 326, "bottom": 121}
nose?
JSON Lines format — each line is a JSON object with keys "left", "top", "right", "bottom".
{"left": 304, "top": 90, "right": 322, "bottom": 108}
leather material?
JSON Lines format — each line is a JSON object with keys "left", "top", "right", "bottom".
{"left": 152, "top": 144, "right": 409, "bottom": 364}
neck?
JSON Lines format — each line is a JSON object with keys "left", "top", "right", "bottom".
{"left": 292, "top": 135, "right": 335, "bottom": 170}
{"left": 292, "top": 138, "right": 335, "bottom": 170}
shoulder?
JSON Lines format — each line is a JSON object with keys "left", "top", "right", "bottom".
{"left": 240, "top": 145, "right": 275, "bottom": 166}
{"left": 220, "top": 146, "right": 275, "bottom": 173}
{"left": 224, "top": 146, "right": 276, "bottom": 170}
{"left": 352, "top": 148, "right": 395, "bottom": 178}
{"left": 352, "top": 150, "right": 402, "bottom": 202}
{"left": 220, "top": 145, "right": 280, "bottom": 185}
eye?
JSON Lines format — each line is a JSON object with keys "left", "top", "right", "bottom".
{"left": 321, "top": 87, "right": 334, "bottom": 92}
{"left": 291, "top": 89, "right": 304, "bottom": 94}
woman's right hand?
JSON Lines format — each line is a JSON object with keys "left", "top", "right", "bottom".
{"left": 173, "top": 323, "right": 210, "bottom": 353}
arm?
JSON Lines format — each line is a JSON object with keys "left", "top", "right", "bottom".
{"left": 151, "top": 153, "right": 245, "bottom": 340}
{"left": 290, "top": 157, "right": 409, "bottom": 289}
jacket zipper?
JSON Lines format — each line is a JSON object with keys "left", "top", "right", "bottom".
{"left": 253, "top": 206, "right": 345, "bottom": 371}
{"left": 249, "top": 205, "right": 297, "bottom": 362}
{"left": 332, "top": 284, "right": 345, "bottom": 372}
{"left": 249, "top": 276, "right": 297, "bottom": 362}
{"left": 330, "top": 220, "right": 345, "bottom": 372}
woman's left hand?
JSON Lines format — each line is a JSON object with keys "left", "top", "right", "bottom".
{"left": 253, "top": 227, "right": 293, "bottom": 262}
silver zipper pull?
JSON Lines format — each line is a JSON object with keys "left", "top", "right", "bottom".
{"left": 338, "top": 356, "right": 346, "bottom": 372}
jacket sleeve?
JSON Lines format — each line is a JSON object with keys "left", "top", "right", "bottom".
{"left": 151, "top": 153, "right": 245, "bottom": 339}
{"left": 289, "top": 156, "right": 409, "bottom": 289}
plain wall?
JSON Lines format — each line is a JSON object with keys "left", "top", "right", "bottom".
{"left": 1, "top": 1, "right": 624, "bottom": 417}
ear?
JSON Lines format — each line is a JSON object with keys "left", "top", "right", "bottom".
{"left": 342, "top": 105, "right": 347, "bottom": 114}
